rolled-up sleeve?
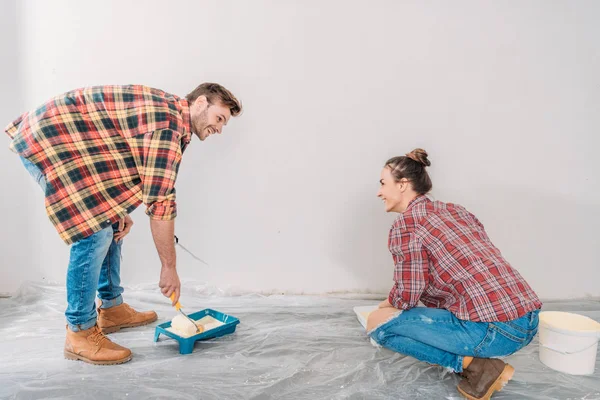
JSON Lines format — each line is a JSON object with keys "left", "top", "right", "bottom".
{"left": 387, "top": 222, "right": 429, "bottom": 310}
{"left": 146, "top": 198, "right": 177, "bottom": 220}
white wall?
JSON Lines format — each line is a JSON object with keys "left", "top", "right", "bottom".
{"left": 0, "top": 0, "right": 37, "bottom": 295}
{"left": 1, "top": 0, "right": 598, "bottom": 299}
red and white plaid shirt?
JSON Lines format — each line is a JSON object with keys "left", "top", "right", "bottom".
{"left": 388, "top": 195, "right": 542, "bottom": 322}
{"left": 5, "top": 85, "right": 191, "bottom": 244}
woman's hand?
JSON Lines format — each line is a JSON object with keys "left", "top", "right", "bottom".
{"left": 379, "top": 299, "right": 394, "bottom": 309}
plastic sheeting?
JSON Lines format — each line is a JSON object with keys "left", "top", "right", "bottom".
{"left": 0, "top": 283, "right": 599, "bottom": 399}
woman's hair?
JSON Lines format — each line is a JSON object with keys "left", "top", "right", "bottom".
{"left": 384, "top": 148, "right": 432, "bottom": 195}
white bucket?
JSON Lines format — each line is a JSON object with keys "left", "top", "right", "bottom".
{"left": 538, "top": 311, "right": 600, "bottom": 375}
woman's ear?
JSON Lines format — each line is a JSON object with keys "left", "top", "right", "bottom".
{"left": 398, "top": 178, "right": 409, "bottom": 193}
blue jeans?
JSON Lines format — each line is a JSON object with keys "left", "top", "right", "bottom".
{"left": 369, "top": 307, "right": 539, "bottom": 372}
{"left": 21, "top": 157, "right": 124, "bottom": 331}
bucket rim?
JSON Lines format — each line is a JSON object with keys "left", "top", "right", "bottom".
{"left": 539, "top": 311, "right": 600, "bottom": 338}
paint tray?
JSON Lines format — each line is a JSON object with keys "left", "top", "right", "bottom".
{"left": 353, "top": 305, "right": 382, "bottom": 348}
{"left": 154, "top": 308, "right": 240, "bottom": 354}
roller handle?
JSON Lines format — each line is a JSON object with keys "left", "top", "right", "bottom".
{"left": 169, "top": 293, "right": 182, "bottom": 311}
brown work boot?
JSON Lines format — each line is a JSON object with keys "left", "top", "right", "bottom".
{"left": 64, "top": 325, "right": 132, "bottom": 365}
{"left": 97, "top": 302, "right": 158, "bottom": 334}
{"left": 457, "top": 358, "right": 515, "bottom": 400}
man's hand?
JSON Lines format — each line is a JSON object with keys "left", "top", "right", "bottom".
{"left": 159, "top": 267, "right": 181, "bottom": 305}
{"left": 113, "top": 215, "right": 134, "bottom": 242}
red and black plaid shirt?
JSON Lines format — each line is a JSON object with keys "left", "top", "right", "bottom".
{"left": 5, "top": 85, "right": 192, "bottom": 244}
{"left": 388, "top": 195, "right": 542, "bottom": 322}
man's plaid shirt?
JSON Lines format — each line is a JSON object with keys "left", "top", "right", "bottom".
{"left": 5, "top": 85, "right": 192, "bottom": 244}
{"left": 388, "top": 195, "right": 542, "bottom": 322}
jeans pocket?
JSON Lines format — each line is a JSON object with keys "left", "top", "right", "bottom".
{"left": 473, "top": 327, "right": 496, "bottom": 357}
{"left": 503, "top": 320, "right": 530, "bottom": 335}
{"left": 492, "top": 324, "right": 528, "bottom": 344}
{"left": 474, "top": 324, "right": 531, "bottom": 358}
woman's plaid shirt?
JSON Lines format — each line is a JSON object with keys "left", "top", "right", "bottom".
{"left": 5, "top": 85, "right": 192, "bottom": 244}
{"left": 388, "top": 195, "right": 542, "bottom": 322}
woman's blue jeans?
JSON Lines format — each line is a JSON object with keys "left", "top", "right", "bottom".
{"left": 369, "top": 307, "right": 539, "bottom": 372}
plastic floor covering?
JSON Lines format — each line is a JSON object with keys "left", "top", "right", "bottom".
{"left": 1, "top": 283, "right": 599, "bottom": 400}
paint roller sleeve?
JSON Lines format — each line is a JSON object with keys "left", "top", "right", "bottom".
{"left": 169, "top": 315, "right": 226, "bottom": 338}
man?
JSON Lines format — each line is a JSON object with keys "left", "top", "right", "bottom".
{"left": 5, "top": 83, "right": 242, "bottom": 365}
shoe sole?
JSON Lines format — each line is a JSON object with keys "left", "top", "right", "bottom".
{"left": 100, "top": 315, "right": 158, "bottom": 334}
{"left": 457, "top": 363, "right": 515, "bottom": 400}
{"left": 64, "top": 350, "right": 132, "bottom": 365}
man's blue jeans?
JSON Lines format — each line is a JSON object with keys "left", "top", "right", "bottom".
{"left": 21, "top": 157, "right": 124, "bottom": 331}
{"left": 369, "top": 307, "right": 539, "bottom": 372}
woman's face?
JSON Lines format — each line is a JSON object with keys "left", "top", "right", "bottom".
{"left": 377, "top": 167, "right": 406, "bottom": 213}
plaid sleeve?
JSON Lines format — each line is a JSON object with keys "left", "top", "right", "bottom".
{"left": 136, "top": 129, "right": 183, "bottom": 220}
{"left": 388, "top": 222, "right": 429, "bottom": 310}
{"left": 4, "top": 112, "right": 27, "bottom": 139}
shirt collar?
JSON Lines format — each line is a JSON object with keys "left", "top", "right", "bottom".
{"left": 179, "top": 99, "right": 192, "bottom": 152}
{"left": 405, "top": 194, "right": 429, "bottom": 211}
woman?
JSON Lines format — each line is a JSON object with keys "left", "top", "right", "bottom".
{"left": 367, "top": 149, "right": 542, "bottom": 400}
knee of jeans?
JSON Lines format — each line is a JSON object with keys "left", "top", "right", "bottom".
{"left": 370, "top": 329, "right": 386, "bottom": 344}
{"left": 370, "top": 323, "right": 395, "bottom": 345}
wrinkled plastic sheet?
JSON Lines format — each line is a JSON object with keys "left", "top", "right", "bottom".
{"left": 0, "top": 283, "right": 599, "bottom": 400}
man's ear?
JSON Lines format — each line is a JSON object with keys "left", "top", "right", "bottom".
{"left": 194, "top": 95, "right": 208, "bottom": 108}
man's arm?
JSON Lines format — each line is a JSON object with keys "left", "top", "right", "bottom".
{"left": 131, "top": 128, "right": 184, "bottom": 305}
{"left": 150, "top": 218, "right": 181, "bottom": 305}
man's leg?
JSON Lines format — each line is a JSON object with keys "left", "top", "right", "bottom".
{"left": 19, "top": 156, "right": 131, "bottom": 364}
{"left": 65, "top": 227, "right": 113, "bottom": 331}
{"left": 96, "top": 224, "right": 125, "bottom": 309}
{"left": 63, "top": 226, "right": 132, "bottom": 365}
{"left": 96, "top": 222, "right": 157, "bottom": 334}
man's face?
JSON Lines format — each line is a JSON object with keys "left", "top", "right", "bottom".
{"left": 190, "top": 96, "right": 232, "bottom": 141}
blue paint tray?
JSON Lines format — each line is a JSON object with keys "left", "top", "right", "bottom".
{"left": 153, "top": 308, "right": 240, "bottom": 354}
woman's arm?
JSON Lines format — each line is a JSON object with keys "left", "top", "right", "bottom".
{"left": 387, "top": 224, "right": 429, "bottom": 310}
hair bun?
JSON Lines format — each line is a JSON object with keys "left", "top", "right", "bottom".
{"left": 405, "top": 148, "right": 431, "bottom": 167}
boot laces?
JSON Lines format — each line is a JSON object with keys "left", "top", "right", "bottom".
{"left": 89, "top": 327, "right": 110, "bottom": 347}
{"left": 122, "top": 303, "right": 136, "bottom": 316}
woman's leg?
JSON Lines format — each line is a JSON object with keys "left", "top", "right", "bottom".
{"left": 368, "top": 307, "right": 490, "bottom": 372}
{"left": 368, "top": 307, "right": 539, "bottom": 372}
